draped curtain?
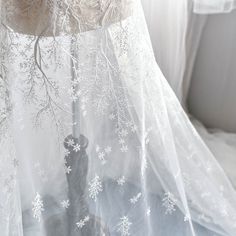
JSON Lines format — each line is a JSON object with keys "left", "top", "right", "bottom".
{"left": 193, "top": 0, "right": 236, "bottom": 13}
{"left": 141, "top": 0, "right": 188, "bottom": 102}
{"left": 142, "top": 0, "right": 207, "bottom": 106}
{"left": 142, "top": 0, "right": 236, "bottom": 105}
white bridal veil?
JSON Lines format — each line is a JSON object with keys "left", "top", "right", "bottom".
{"left": 1, "top": 1, "right": 236, "bottom": 236}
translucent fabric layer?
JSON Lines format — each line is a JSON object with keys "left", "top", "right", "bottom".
{"left": 1, "top": 1, "right": 236, "bottom": 236}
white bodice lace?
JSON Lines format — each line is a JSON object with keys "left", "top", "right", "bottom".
{"left": 3, "top": 0, "right": 132, "bottom": 35}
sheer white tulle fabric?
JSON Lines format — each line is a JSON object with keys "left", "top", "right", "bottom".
{"left": 1, "top": 1, "right": 236, "bottom": 236}
{"left": 193, "top": 0, "right": 236, "bottom": 13}
{"left": 142, "top": 0, "right": 236, "bottom": 188}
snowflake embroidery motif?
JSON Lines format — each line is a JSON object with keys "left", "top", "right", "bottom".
{"left": 96, "top": 145, "right": 112, "bottom": 165}
{"left": 73, "top": 143, "right": 81, "bottom": 152}
{"left": 105, "top": 146, "right": 112, "bottom": 154}
{"left": 119, "top": 139, "right": 125, "bottom": 145}
{"left": 130, "top": 193, "right": 142, "bottom": 204}
{"left": 98, "top": 152, "right": 105, "bottom": 160}
{"left": 120, "top": 129, "right": 129, "bottom": 137}
{"left": 131, "top": 125, "right": 137, "bottom": 133}
{"left": 64, "top": 149, "right": 70, "bottom": 157}
{"left": 120, "top": 129, "right": 128, "bottom": 137}
{"left": 76, "top": 215, "right": 90, "bottom": 229}
{"left": 117, "top": 176, "right": 126, "bottom": 186}
{"left": 61, "top": 199, "right": 70, "bottom": 209}
{"left": 120, "top": 145, "right": 128, "bottom": 153}
{"left": 65, "top": 165, "right": 72, "bottom": 174}
{"left": 117, "top": 216, "right": 132, "bottom": 236}
{"left": 184, "top": 213, "right": 191, "bottom": 222}
{"left": 88, "top": 175, "right": 103, "bottom": 201}
{"left": 67, "top": 139, "right": 75, "bottom": 147}
{"left": 32, "top": 192, "right": 44, "bottom": 222}
{"left": 162, "top": 192, "right": 177, "bottom": 215}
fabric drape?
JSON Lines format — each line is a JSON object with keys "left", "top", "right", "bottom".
{"left": 1, "top": 1, "right": 236, "bottom": 236}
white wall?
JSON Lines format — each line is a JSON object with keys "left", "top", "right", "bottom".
{"left": 188, "top": 10, "right": 236, "bottom": 132}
